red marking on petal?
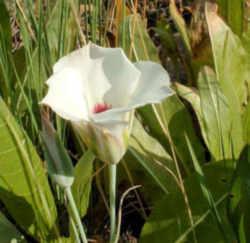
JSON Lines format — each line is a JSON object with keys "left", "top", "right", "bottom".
{"left": 93, "top": 103, "right": 112, "bottom": 114}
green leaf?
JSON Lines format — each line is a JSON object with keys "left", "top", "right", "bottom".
{"left": 215, "top": 0, "right": 244, "bottom": 36}
{"left": 118, "top": 14, "right": 159, "bottom": 62}
{"left": 228, "top": 145, "right": 250, "bottom": 243}
{"left": 140, "top": 161, "right": 236, "bottom": 243}
{"left": 72, "top": 150, "right": 94, "bottom": 217}
{"left": 176, "top": 66, "right": 245, "bottom": 161}
{"left": 0, "top": 98, "right": 58, "bottom": 241}
{"left": 139, "top": 95, "right": 205, "bottom": 173}
{"left": 128, "top": 118, "right": 178, "bottom": 196}
{"left": 185, "top": 134, "right": 229, "bottom": 242}
{"left": 206, "top": 2, "right": 248, "bottom": 108}
{"left": 206, "top": 2, "right": 246, "bottom": 158}
{"left": 197, "top": 66, "right": 235, "bottom": 161}
{"left": 41, "top": 112, "right": 74, "bottom": 188}
{"left": 0, "top": 211, "right": 26, "bottom": 243}
{"left": 173, "top": 83, "right": 205, "bottom": 142}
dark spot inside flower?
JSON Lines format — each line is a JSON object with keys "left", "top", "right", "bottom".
{"left": 93, "top": 103, "right": 112, "bottom": 114}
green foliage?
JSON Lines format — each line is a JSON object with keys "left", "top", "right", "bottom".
{"left": 216, "top": 0, "right": 244, "bottom": 36}
{"left": 118, "top": 14, "right": 159, "bottom": 62}
{"left": 139, "top": 95, "right": 205, "bottom": 174}
{"left": 0, "top": 98, "right": 58, "bottom": 241}
{"left": 0, "top": 211, "right": 26, "bottom": 243}
{"left": 140, "top": 161, "right": 236, "bottom": 243}
{"left": 72, "top": 150, "right": 94, "bottom": 217}
{"left": 41, "top": 112, "right": 74, "bottom": 188}
{"left": 128, "top": 118, "right": 178, "bottom": 196}
{"left": 229, "top": 145, "right": 250, "bottom": 243}
{"left": 206, "top": 2, "right": 246, "bottom": 159}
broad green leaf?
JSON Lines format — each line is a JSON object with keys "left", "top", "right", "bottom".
{"left": 197, "top": 67, "right": 235, "bottom": 160}
{"left": 72, "top": 150, "right": 95, "bottom": 217}
{"left": 216, "top": 0, "right": 244, "bottom": 36}
{"left": 0, "top": 211, "right": 26, "bottom": 243}
{"left": 128, "top": 118, "right": 177, "bottom": 196}
{"left": 228, "top": 145, "right": 250, "bottom": 243}
{"left": 174, "top": 83, "right": 204, "bottom": 136}
{"left": 206, "top": 2, "right": 248, "bottom": 108}
{"left": 173, "top": 82, "right": 210, "bottom": 157}
{"left": 140, "top": 161, "right": 236, "bottom": 243}
{"left": 0, "top": 98, "right": 58, "bottom": 241}
{"left": 139, "top": 95, "right": 205, "bottom": 173}
{"left": 118, "top": 14, "right": 159, "bottom": 62}
{"left": 176, "top": 67, "right": 245, "bottom": 161}
{"left": 206, "top": 2, "right": 246, "bottom": 158}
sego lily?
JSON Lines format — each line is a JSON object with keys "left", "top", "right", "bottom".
{"left": 41, "top": 43, "right": 173, "bottom": 164}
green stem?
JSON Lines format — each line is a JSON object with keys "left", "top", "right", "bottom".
{"left": 70, "top": 217, "right": 81, "bottom": 243}
{"left": 65, "top": 187, "right": 88, "bottom": 243}
{"left": 109, "top": 164, "right": 117, "bottom": 243}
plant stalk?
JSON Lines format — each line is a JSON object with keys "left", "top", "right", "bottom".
{"left": 109, "top": 164, "right": 117, "bottom": 243}
{"left": 65, "top": 187, "right": 88, "bottom": 243}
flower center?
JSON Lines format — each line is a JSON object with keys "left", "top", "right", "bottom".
{"left": 93, "top": 103, "right": 112, "bottom": 114}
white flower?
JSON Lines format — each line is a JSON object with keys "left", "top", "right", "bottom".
{"left": 41, "top": 43, "right": 174, "bottom": 164}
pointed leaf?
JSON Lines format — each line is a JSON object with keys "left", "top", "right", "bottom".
{"left": 206, "top": 2, "right": 248, "bottom": 109}
{"left": 72, "top": 150, "right": 94, "bottom": 217}
{"left": 197, "top": 67, "right": 235, "bottom": 160}
{"left": 206, "top": 4, "right": 246, "bottom": 158}
{"left": 41, "top": 112, "right": 74, "bottom": 188}
{"left": 0, "top": 98, "right": 57, "bottom": 240}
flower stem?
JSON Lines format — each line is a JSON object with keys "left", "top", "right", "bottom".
{"left": 65, "top": 187, "right": 88, "bottom": 243}
{"left": 70, "top": 216, "right": 81, "bottom": 243}
{"left": 109, "top": 164, "right": 117, "bottom": 243}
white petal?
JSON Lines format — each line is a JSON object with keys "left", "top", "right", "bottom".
{"left": 92, "top": 62, "right": 174, "bottom": 123}
{"left": 51, "top": 44, "right": 111, "bottom": 114}
{"left": 83, "top": 57, "right": 111, "bottom": 113}
{"left": 94, "top": 120, "right": 128, "bottom": 140}
{"left": 53, "top": 44, "right": 90, "bottom": 74}
{"left": 130, "top": 61, "right": 174, "bottom": 107}
{"left": 89, "top": 43, "right": 141, "bottom": 108}
{"left": 41, "top": 68, "right": 89, "bottom": 121}
{"left": 92, "top": 111, "right": 133, "bottom": 140}
{"left": 93, "top": 111, "right": 130, "bottom": 134}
